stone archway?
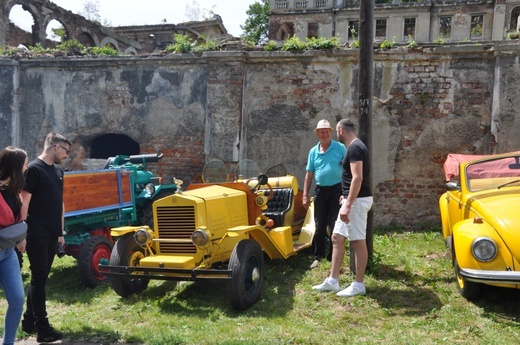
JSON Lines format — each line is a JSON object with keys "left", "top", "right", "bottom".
{"left": 90, "top": 133, "right": 140, "bottom": 159}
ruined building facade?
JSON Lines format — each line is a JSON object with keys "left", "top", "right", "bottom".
{"left": 269, "top": 0, "right": 520, "bottom": 44}
{"left": 1, "top": 0, "right": 230, "bottom": 53}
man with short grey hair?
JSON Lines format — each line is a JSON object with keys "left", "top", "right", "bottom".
{"left": 312, "top": 119, "right": 373, "bottom": 297}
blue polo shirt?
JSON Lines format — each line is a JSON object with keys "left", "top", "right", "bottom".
{"left": 306, "top": 140, "right": 346, "bottom": 187}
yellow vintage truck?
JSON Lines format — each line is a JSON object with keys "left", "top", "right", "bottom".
{"left": 100, "top": 160, "right": 315, "bottom": 310}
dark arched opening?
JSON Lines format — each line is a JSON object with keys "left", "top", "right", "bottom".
{"left": 90, "top": 134, "right": 139, "bottom": 159}
{"left": 77, "top": 31, "right": 96, "bottom": 47}
{"left": 511, "top": 7, "right": 520, "bottom": 31}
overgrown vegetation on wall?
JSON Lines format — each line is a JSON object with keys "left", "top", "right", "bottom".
{"left": 0, "top": 39, "right": 119, "bottom": 57}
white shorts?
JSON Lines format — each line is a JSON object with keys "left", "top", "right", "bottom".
{"left": 332, "top": 197, "right": 373, "bottom": 241}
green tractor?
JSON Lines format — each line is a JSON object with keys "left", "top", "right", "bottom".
{"left": 62, "top": 153, "right": 179, "bottom": 287}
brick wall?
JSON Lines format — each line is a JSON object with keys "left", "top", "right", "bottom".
{"left": 2, "top": 45, "right": 520, "bottom": 229}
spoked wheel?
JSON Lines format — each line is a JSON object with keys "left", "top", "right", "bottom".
{"left": 454, "top": 258, "right": 481, "bottom": 300}
{"left": 227, "top": 240, "right": 265, "bottom": 310}
{"left": 109, "top": 234, "right": 149, "bottom": 297}
{"left": 78, "top": 236, "right": 113, "bottom": 288}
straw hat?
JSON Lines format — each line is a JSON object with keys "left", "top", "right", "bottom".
{"left": 315, "top": 119, "right": 333, "bottom": 132}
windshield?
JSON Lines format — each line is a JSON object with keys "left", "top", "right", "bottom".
{"left": 466, "top": 156, "right": 520, "bottom": 191}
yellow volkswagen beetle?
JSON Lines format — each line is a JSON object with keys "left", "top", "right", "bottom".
{"left": 439, "top": 151, "right": 520, "bottom": 299}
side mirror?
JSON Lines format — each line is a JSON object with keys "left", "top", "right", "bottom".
{"left": 508, "top": 157, "right": 520, "bottom": 169}
{"left": 446, "top": 181, "right": 460, "bottom": 191}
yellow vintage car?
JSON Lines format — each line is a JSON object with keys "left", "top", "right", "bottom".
{"left": 439, "top": 151, "right": 520, "bottom": 299}
{"left": 100, "top": 160, "right": 315, "bottom": 310}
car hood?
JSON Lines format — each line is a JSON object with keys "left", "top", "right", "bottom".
{"left": 469, "top": 191, "right": 520, "bottom": 255}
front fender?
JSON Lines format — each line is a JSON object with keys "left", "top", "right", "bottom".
{"left": 439, "top": 192, "right": 450, "bottom": 239}
{"left": 452, "top": 218, "right": 511, "bottom": 271}
{"left": 110, "top": 225, "right": 151, "bottom": 238}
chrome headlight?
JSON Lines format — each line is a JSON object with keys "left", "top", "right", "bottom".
{"left": 191, "top": 228, "right": 210, "bottom": 247}
{"left": 134, "top": 228, "right": 152, "bottom": 246}
{"left": 145, "top": 183, "right": 155, "bottom": 196}
{"left": 472, "top": 237, "right": 497, "bottom": 262}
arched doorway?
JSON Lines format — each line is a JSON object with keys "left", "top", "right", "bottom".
{"left": 90, "top": 134, "right": 139, "bottom": 159}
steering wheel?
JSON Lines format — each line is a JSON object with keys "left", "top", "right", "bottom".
{"left": 246, "top": 175, "right": 274, "bottom": 200}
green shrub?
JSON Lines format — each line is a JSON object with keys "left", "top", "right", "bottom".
{"left": 55, "top": 39, "right": 86, "bottom": 53}
{"left": 406, "top": 35, "right": 418, "bottom": 49}
{"left": 0, "top": 46, "right": 18, "bottom": 56}
{"left": 89, "top": 45, "right": 119, "bottom": 56}
{"left": 193, "top": 39, "right": 221, "bottom": 52}
{"left": 281, "top": 35, "right": 306, "bottom": 51}
{"left": 434, "top": 37, "right": 446, "bottom": 45}
{"left": 164, "top": 34, "right": 196, "bottom": 53}
{"left": 507, "top": 31, "right": 520, "bottom": 39}
{"left": 244, "top": 40, "right": 257, "bottom": 50}
{"left": 29, "top": 43, "right": 52, "bottom": 54}
{"left": 305, "top": 36, "right": 341, "bottom": 50}
{"left": 263, "top": 40, "right": 278, "bottom": 51}
{"left": 379, "top": 36, "right": 396, "bottom": 50}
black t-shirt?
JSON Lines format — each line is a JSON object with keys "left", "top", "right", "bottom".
{"left": 341, "top": 139, "right": 372, "bottom": 198}
{"left": 23, "top": 158, "right": 64, "bottom": 238}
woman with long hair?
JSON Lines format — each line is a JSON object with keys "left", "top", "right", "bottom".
{"left": 0, "top": 146, "right": 28, "bottom": 345}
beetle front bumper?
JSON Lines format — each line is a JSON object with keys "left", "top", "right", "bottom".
{"left": 460, "top": 268, "right": 520, "bottom": 285}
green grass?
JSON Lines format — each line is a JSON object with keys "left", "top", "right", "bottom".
{"left": 2, "top": 225, "right": 520, "bottom": 344}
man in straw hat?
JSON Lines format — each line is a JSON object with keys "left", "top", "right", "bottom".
{"left": 303, "top": 119, "right": 346, "bottom": 269}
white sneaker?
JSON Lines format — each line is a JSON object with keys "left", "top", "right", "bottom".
{"left": 312, "top": 279, "right": 340, "bottom": 292}
{"left": 337, "top": 282, "right": 366, "bottom": 297}
{"left": 309, "top": 259, "right": 320, "bottom": 269}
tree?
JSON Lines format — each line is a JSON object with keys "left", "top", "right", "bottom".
{"left": 241, "top": 0, "right": 269, "bottom": 44}
{"left": 81, "top": 0, "right": 101, "bottom": 23}
{"left": 184, "top": 1, "right": 215, "bottom": 22}
{"left": 80, "top": 0, "right": 112, "bottom": 26}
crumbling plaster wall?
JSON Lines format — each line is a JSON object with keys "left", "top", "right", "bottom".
{"left": 2, "top": 45, "right": 520, "bottom": 228}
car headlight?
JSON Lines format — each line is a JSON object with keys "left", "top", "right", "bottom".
{"left": 145, "top": 183, "right": 155, "bottom": 196}
{"left": 191, "top": 228, "right": 210, "bottom": 247}
{"left": 135, "top": 228, "right": 152, "bottom": 247}
{"left": 472, "top": 237, "right": 497, "bottom": 262}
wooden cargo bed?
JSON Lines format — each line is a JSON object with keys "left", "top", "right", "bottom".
{"left": 63, "top": 169, "right": 133, "bottom": 217}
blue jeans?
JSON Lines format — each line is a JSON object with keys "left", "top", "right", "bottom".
{"left": 0, "top": 247, "right": 24, "bottom": 345}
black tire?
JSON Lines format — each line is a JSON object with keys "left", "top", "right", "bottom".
{"left": 78, "top": 236, "right": 113, "bottom": 288}
{"left": 109, "top": 234, "right": 149, "bottom": 297}
{"left": 454, "top": 258, "right": 481, "bottom": 300}
{"left": 227, "top": 240, "right": 264, "bottom": 310}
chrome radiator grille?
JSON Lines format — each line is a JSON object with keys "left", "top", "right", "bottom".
{"left": 156, "top": 205, "right": 197, "bottom": 254}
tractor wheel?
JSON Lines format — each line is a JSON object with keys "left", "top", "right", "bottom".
{"left": 227, "top": 240, "right": 264, "bottom": 310}
{"left": 454, "top": 258, "right": 481, "bottom": 300}
{"left": 109, "top": 234, "right": 149, "bottom": 297}
{"left": 78, "top": 236, "right": 113, "bottom": 288}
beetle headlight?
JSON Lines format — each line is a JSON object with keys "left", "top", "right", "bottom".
{"left": 145, "top": 183, "right": 155, "bottom": 196}
{"left": 191, "top": 228, "right": 210, "bottom": 247}
{"left": 135, "top": 228, "right": 152, "bottom": 247}
{"left": 472, "top": 237, "right": 497, "bottom": 262}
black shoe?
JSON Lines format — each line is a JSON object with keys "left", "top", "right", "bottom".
{"left": 21, "top": 318, "right": 36, "bottom": 334}
{"left": 36, "top": 322, "right": 63, "bottom": 343}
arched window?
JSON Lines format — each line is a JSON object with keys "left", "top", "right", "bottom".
{"left": 45, "top": 19, "right": 68, "bottom": 44}
{"left": 8, "top": 4, "right": 38, "bottom": 47}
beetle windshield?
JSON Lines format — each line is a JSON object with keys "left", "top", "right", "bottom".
{"left": 466, "top": 156, "right": 520, "bottom": 191}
